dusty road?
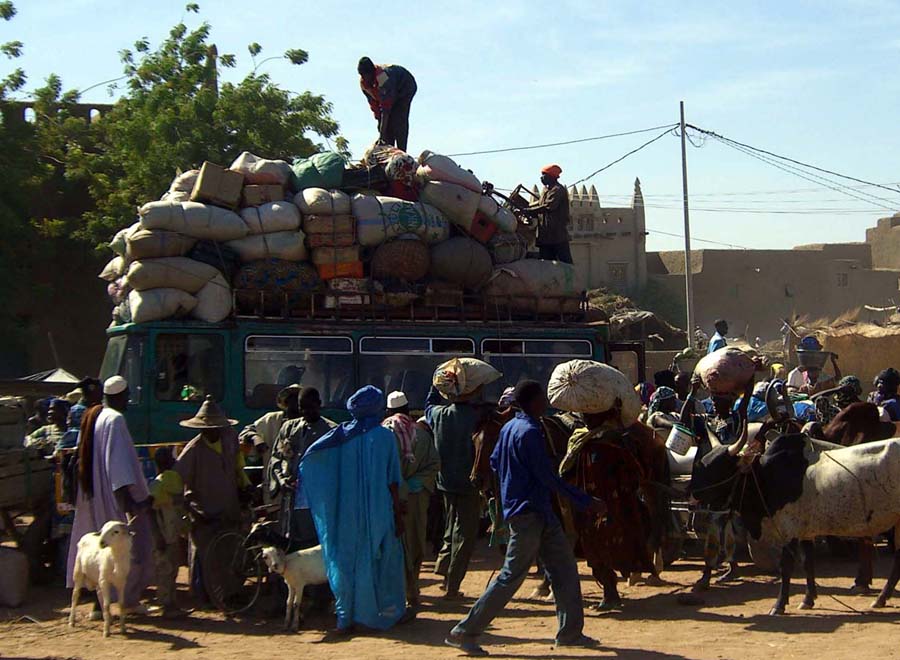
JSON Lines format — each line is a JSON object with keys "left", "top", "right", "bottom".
{"left": 3, "top": 544, "right": 900, "bottom": 660}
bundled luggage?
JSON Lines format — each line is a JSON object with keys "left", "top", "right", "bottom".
{"left": 694, "top": 347, "right": 759, "bottom": 395}
{"left": 101, "top": 143, "right": 585, "bottom": 326}
{"left": 433, "top": 357, "right": 502, "bottom": 400}
{"left": 547, "top": 359, "right": 642, "bottom": 425}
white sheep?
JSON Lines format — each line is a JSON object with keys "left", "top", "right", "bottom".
{"left": 68, "top": 520, "right": 133, "bottom": 637}
{"left": 261, "top": 545, "right": 328, "bottom": 631}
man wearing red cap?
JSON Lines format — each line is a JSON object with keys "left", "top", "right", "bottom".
{"left": 527, "top": 164, "right": 572, "bottom": 264}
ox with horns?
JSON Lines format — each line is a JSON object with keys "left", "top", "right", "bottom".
{"left": 690, "top": 386, "right": 900, "bottom": 615}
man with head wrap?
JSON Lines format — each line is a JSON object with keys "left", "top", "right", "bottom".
{"left": 526, "top": 164, "right": 572, "bottom": 264}
{"left": 836, "top": 376, "right": 863, "bottom": 409}
{"left": 868, "top": 368, "right": 900, "bottom": 421}
{"left": 299, "top": 386, "right": 408, "bottom": 632}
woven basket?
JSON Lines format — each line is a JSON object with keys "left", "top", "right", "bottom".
{"left": 371, "top": 236, "right": 430, "bottom": 282}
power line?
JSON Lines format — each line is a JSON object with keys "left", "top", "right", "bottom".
{"left": 446, "top": 124, "right": 678, "bottom": 157}
{"left": 647, "top": 228, "right": 751, "bottom": 250}
{"left": 687, "top": 124, "right": 900, "bottom": 196}
{"left": 708, "top": 135, "right": 899, "bottom": 211}
{"left": 572, "top": 128, "right": 675, "bottom": 185}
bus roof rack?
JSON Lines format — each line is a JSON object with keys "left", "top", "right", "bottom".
{"left": 232, "top": 288, "right": 596, "bottom": 326}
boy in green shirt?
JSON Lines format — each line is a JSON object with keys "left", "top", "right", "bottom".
{"left": 149, "top": 446, "right": 188, "bottom": 617}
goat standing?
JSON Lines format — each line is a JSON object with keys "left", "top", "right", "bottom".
{"left": 261, "top": 545, "right": 328, "bottom": 631}
{"left": 69, "top": 520, "right": 133, "bottom": 637}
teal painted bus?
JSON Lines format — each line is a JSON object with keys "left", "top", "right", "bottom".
{"left": 99, "top": 314, "right": 644, "bottom": 445}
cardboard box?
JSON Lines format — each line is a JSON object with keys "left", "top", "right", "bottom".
{"left": 242, "top": 184, "right": 285, "bottom": 207}
{"left": 190, "top": 161, "right": 244, "bottom": 208}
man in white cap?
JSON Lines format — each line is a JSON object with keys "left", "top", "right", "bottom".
{"left": 67, "top": 376, "right": 155, "bottom": 616}
{"left": 383, "top": 391, "right": 440, "bottom": 607}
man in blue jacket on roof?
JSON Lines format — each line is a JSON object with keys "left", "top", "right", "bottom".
{"left": 445, "top": 380, "right": 605, "bottom": 656}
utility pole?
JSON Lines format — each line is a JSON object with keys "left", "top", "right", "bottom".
{"left": 680, "top": 101, "right": 695, "bottom": 348}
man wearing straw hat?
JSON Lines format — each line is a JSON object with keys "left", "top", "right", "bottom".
{"left": 175, "top": 396, "right": 252, "bottom": 602}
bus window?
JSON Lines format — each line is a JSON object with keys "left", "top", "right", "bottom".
{"left": 155, "top": 334, "right": 225, "bottom": 402}
{"left": 482, "top": 338, "right": 593, "bottom": 402}
{"left": 244, "top": 335, "right": 353, "bottom": 410}
{"left": 359, "top": 336, "right": 475, "bottom": 410}
{"left": 100, "top": 335, "right": 145, "bottom": 404}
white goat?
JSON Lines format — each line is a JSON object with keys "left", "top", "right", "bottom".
{"left": 68, "top": 520, "right": 133, "bottom": 637}
{"left": 261, "top": 545, "right": 328, "bottom": 631}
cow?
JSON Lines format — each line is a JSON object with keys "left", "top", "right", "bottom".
{"left": 803, "top": 402, "right": 899, "bottom": 592}
{"left": 690, "top": 420, "right": 900, "bottom": 615}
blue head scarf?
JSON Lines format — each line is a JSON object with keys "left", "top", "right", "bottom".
{"left": 304, "top": 386, "right": 386, "bottom": 457}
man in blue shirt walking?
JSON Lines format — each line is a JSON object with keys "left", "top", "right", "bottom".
{"left": 707, "top": 319, "right": 729, "bottom": 354}
{"left": 445, "top": 381, "right": 605, "bottom": 656}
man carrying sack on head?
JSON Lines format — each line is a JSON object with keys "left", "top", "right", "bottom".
{"left": 527, "top": 164, "right": 572, "bottom": 264}
{"left": 175, "top": 396, "right": 252, "bottom": 604}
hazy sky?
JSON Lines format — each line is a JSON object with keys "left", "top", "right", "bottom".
{"left": 9, "top": 0, "right": 900, "bottom": 251}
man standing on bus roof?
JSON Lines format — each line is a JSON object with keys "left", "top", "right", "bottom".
{"left": 527, "top": 164, "right": 573, "bottom": 265}
{"left": 358, "top": 56, "right": 417, "bottom": 152}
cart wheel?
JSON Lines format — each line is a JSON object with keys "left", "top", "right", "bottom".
{"left": 202, "top": 531, "right": 263, "bottom": 615}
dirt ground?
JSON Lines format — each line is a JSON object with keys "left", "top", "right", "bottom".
{"left": 3, "top": 543, "right": 900, "bottom": 660}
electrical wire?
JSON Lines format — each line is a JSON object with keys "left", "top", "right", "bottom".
{"left": 687, "top": 124, "right": 900, "bottom": 196}
{"left": 446, "top": 124, "right": 678, "bottom": 157}
{"left": 711, "top": 136, "right": 899, "bottom": 211}
{"left": 646, "top": 228, "right": 751, "bottom": 250}
{"left": 571, "top": 128, "right": 675, "bottom": 185}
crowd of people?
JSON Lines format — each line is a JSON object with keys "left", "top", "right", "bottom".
{"left": 34, "top": 362, "right": 619, "bottom": 653}
{"left": 19, "top": 319, "right": 900, "bottom": 653}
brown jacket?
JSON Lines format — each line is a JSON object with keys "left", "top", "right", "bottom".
{"left": 535, "top": 182, "right": 570, "bottom": 246}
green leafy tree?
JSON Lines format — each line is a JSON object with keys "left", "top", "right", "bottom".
{"left": 68, "top": 7, "right": 349, "bottom": 243}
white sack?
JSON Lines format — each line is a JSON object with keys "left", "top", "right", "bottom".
{"left": 547, "top": 359, "right": 641, "bottom": 424}
{"left": 229, "top": 151, "right": 291, "bottom": 186}
{"left": 125, "top": 257, "right": 220, "bottom": 293}
{"left": 417, "top": 151, "right": 482, "bottom": 193}
{"left": 139, "top": 201, "right": 249, "bottom": 241}
{"left": 294, "top": 188, "right": 351, "bottom": 216}
{"left": 352, "top": 195, "right": 449, "bottom": 247}
{"left": 419, "top": 181, "right": 480, "bottom": 231}
{"left": 161, "top": 169, "right": 199, "bottom": 202}
{"left": 193, "top": 272, "right": 232, "bottom": 323}
{"left": 109, "top": 222, "right": 140, "bottom": 257}
{"left": 226, "top": 230, "right": 307, "bottom": 262}
{"left": 433, "top": 357, "right": 502, "bottom": 400}
{"left": 128, "top": 288, "right": 197, "bottom": 324}
{"left": 240, "top": 201, "right": 301, "bottom": 235}
{"left": 126, "top": 229, "right": 197, "bottom": 260}
{"left": 99, "top": 256, "right": 126, "bottom": 282}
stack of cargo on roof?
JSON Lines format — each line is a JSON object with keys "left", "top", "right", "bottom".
{"left": 97, "top": 142, "right": 584, "bottom": 325}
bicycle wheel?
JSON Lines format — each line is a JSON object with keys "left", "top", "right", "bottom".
{"left": 202, "top": 530, "right": 264, "bottom": 615}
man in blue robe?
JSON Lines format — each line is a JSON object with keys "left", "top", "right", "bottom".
{"left": 298, "top": 385, "right": 408, "bottom": 632}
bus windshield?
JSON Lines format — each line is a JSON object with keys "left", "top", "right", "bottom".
{"left": 244, "top": 335, "right": 354, "bottom": 410}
